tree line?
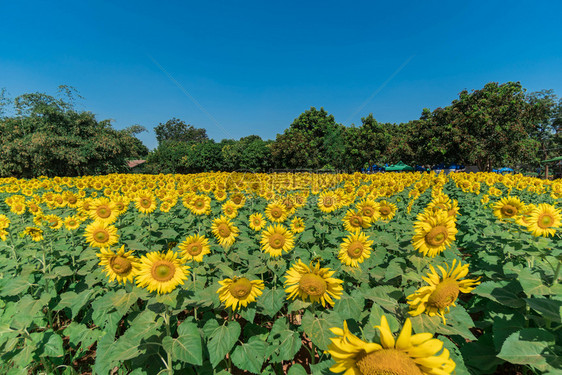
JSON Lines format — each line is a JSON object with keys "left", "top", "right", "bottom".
{"left": 0, "top": 82, "right": 560, "bottom": 178}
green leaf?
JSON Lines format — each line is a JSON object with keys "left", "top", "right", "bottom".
{"left": 207, "top": 321, "right": 241, "bottom": 368}
{"left": 334, "top": 293, "right": 364, "bottom": 321}
{"left": 441, "top": 336, "right": 470, "bottom": 375}
{"left": 518, "top": 268, "right": 551, "bottom": 296}
{"left": 363, "top": 304, "right": 400, "bottom": 341}
{"left": 410, "top": 306, "right": 475, "bottom": 340}
{"left": 497, "top": 328, "right": 557, "bottom": 371}
{"left": 301, "top": 310, "right": 342, "bottom": 351}
{"left": 162, "top": 321, "right": 202, "bottom": 366}
{"left": 42, "top": 331, "right": 64, "bottom": 357}
{"left": 267, "top": 318, "right": 301, "bottom": 363}
{"left": 461, "top": 333, "right": 503, "bottom": 374}
{"left": 0, "top": 278, "right": 30, "bottom": 297}
{"left": 63, "top": 322, "right": 103, "bottom": 349}
{"left": 473, "top": 280, "right": 525, "bottom": 308}
{"left": 257, "top": 288, "right": 285, "bottom": 317}
{"left": 363, "top": 286, "right": 401, "bottom": 312}
{"left": 56, "top": 289, "right": 95, "bottom": 318}
{"left": 493, "top": 313, "right": 526, "bottom": 350}
{"left": 287, "top": 364, "right": 308, "bottom": 375}
{"left": 301, "top": 229, "right": 315, "bottom": 243}
{"left": 525, "top": 298, "right": 562, "bottom": 323}
{"left": 231, "top": 339, "right": 268, "bottom": 374}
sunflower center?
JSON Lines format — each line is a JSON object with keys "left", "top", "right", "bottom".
{"left": 428, "top": 278, "right": 460, "bottom": 309}
{"left": 110, "top": 256, "right": 132, "bottom": 275}
{"left": 186, "top": 243, "right": 203, "bottom": 256}
{"left": 94, "top": 229, "right": 109, "bottom": 243}
{"left": 68, "top": 196, "right": 77, "bottom": 204}
{"left": 501, "top": 204, "right": 517, "bottom": 217}
{"left": 362, "top": 207, "right": 374, "bottom": 217}
{"left": 218, "top": 223, "right": 231, "bottom": 238}
{"left": 115, "top": 202, "right": 124, "bottom": 211}
{"left": 194, "top": 200, "right": 204, "bottom": 208}
{"left": 232, "top": 195, "right": 243, "bottom": 205}
{"left": 97, "top": 206, "right": 111, "bottom": 218}
{"left": 355, "top": 349, "right": 423, "bottom": 375}
{"left": 268, "top": 233, "right": 286, "bottom": 249}
{"left": 426, "top": 226, "right": 448, "bottom": 247}
{"left": 151, "top": 260, "right": 176, "bottom": 282}
{"left": 229, "top": 277, "right": 252, "bottom": 298}
{"left": 538, "top": 213, "right": 554, "bottom": 229}
{"left": 253, "top": 218, "right": 262, "bottom": 226}
{"left": 299, "top": 273, "right": 327, "bottom": 297}
{"left": 380, "top": 206, "right": 391, "bottom": 216}
{"left": 271, "top": 207, "right": 283, "bottom": 218}
{"left": 140, "top": 198, "right": 152, "bottom": 208}
{"left": 347, "top": 242, "right": 364, "bottom": 259}
{"left": 323, "top": 198, "right": 334, "bottom": 207}
{"left": 48, "top": 219, "right": 58, "bottom": 227}
{"left": 350, "top": 215, "right": 363, "bottom": 227}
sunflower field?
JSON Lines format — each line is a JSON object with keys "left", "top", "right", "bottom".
{"left": 0, "top": 172, "right": 561, "bottom": 375}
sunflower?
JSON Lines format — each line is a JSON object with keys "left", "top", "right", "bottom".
{"left": 526, "top": 203, "right": 562, "bottom": 237}
{"left": 222, "top": 201, "right": 239, "bottom": 219}
{"left": 43, "top": 214, "right": 63, "bottom": 230}
{"left": 249, "top": 213, "right": 266, "bottom": 231}
{"left": 378, "top": 200, "right": 397, "bottom": 221}
{"left": 317, "top": 191, "right": 340, "bottom": 213}
{"left": 23, "top": 226, "right": 44, "bottom": 242}
{"left": 407, "top": 260, "right": 480, "bottom": 324}
{"left": 290, "top": 217, "right": 305, "bottom": 234}
{"left": 260, "top": 224, "right": 295, "bottom": 257}
{"left": 412, "top": 211, "right": 457, "bottom": 257}
{"left": 493, "top": 196, "right": 525, "bottom": 220}
{"left": 0, "top": 229, "right": 7, "bottom": 241}
{"left": 211, "top": 216, "right": 239, "bottom": 248}
{"left": 136, "top": 250, "right": 189, "bottom": 294}
{"left": 284, "top": 259, "right": 343, "bottom": 307}
{"left": 97, "top": 245, "right": 140, "bottom": 284}
{"left": 355, "top": 199, "right": 381, "bottom": 221}
{"left": 338, "top": 231, "right": 373, "bottom": 267}
{"left": 217, "top": 276, "right": 264, "bottom": 311}
{"left": 265, "top": 201, "right": 289, "bottom": 223}
{"left": 178, "top": 234, "right": 211, "bottom": 262}
{"left": 89, "top": 197, "right": 119, "bottom": 223}
{"left": 327, "top": 316, "right": 455, "bottom": 375}
{"left": 10, "top": 202, "right": 26, "bottom": 215}
{"left": 189, "top": 195, "right": 211, "bottom": 215}
{"left": 135, "top": 191, "right": 157, "bottom": 214}
{"left": 64, "top": 216, "right": 82, "bottom": 230}
{"left": 0, "top": 214, "right": 10, "bottom": 229}
{"left": 84, "top": 221, "right": 119, "bottom": 249}
{"left": 343, "top": 209, "right": 372, "bottom": 233}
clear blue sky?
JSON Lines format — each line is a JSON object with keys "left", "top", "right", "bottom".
{"left": 2, "top": 0, "right": 561, "bottom": 149}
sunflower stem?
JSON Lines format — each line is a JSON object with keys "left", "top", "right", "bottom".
{"left": 552, "top": 260, "right": 561, "bottom": 286}
{"left": 147, "top": 213, "right": 153, "bottom": 251}
{"left": 164, "top": 305, "right": 173, "bottom": 374}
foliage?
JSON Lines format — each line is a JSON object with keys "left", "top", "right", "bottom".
{"left": 154, "top": 118, "right": 208, "bottom": 145}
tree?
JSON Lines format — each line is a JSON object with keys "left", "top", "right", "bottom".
{"left": 0, "top": 88, "right": 148, "bottom": 177}
{"left": 154, "top": 118, "right": 208, "bottom": 144}
{"left": 220, "top": 135, "right": 273, "bottom": 172}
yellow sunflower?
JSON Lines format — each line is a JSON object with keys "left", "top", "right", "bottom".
{"left": 97, "top": 245, "right": 140, "bottom": 284}
{"left": 43, "top": 214, "right": 63, "bottom": 230}
{"left": 327, "top": 316, "right": 455, "bottom": 375}
{"left": 211, "top": 216, "right": 239, "bottom": 248}
{"left": 221, "top": 200, "right": 239, "bottom": 219}
{"left": 342, "top": 209, "right": 372, "bottom": 233}
{"left": 89, "top": 197, "right": 119, "bottom": 223}
{"left": 189, "top": 195, "right": 211, "bottom": 215}
{"left": 378, "top": 200, "right": 397, "bottom": 221}
{"left": 260, "top": 224, "right": 295, "bottom": 257}
{"left": 249, "top": 213, "right": 266, "bottom": 231}
{"left": 0, "top": 229, "right": 7, "bottom": 241}
{"left": 134, "top": 191, "right": 157, "bottom": 214}
{"left": 265, "top": 201, "right": 289, "bottom": 223}
{"left": 64, "top": 216, "right": 82, "bottom": 230}
{"left": 412, "top": 211, "right": 457, "bottom": 257}
{"left": 493, "top": 196, "right": 524, "bottom": 221}
{"left": 136, "top": 250, "right": 190, "bottom": 294}
{"left": 317, "top": 191, "right": 340, "bottom": 213}
{"left": 178, "top": 234, "right": 211, "bottom": 262}
{"left": 0, "top": 214, "right": 10, "bottom": 229}
{"left": 84, "top": 221, "right": 119, "bottom": 249}
{"left": 407, "top": 260, "right": 480, "bottom": 324}
{"left": 284, "top": 259, "right": 343, "bottom": 307}
{"left": 290, "top": 217, "right": 305, "bottom": 234}
{"left": 338, "top": 231, "right": 373, "bottom": 267}
{"left": 217, "top": 276, "right": 264, "bottom": 311}
{"left": 355, "top": 199, "right": 381, "bottom": 221}
{"left": 23, "top": 226, "right": 44, "bottom": 242}
{"left": 526, "top": 203, "right": 562, "bottom": 237}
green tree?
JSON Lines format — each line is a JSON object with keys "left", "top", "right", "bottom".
{"left": 341, "top": 114, "right": 392, "bottom": 171}
{"left": 154, "top": 118, "right": 208, "bottom": 144}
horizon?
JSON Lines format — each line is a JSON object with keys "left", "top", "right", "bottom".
{"left": 2, "top": 1, "right": 561, "bottom": 150}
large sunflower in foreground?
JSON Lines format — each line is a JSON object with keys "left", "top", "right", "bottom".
{"left": 84, "top": 221, "right": 119, "bottom": 249}
{"left": 338, "top": 231, "right": 373, "bottom": 267}
{"left": 217, "top": 276, "right": 264, "bottom": 311}
{"left": 260, "top": 224, "right": 295, "bottom": 257}
{"left": 97, "top": 245, "right": 140, "bottom": 284}
{"left": 284, "top": 259, "right": 343, "bottom": 307}
{"left": 89, "top": 197, "right": 119, "bottom": 223}
{"left": 136, "top": 250, "right": 189, "bottom": 294}
{"left": 265, "top": 201, "right": 289, "bottom": 223}
{"left": 178, "top": 234, "right": 211, "bottom": 262}
{"left": 328, "top": 316, "right": 455, "bottom": 375}
{"left": 492, "top": 196, "right": 524, "bottom": 220}
{"left": 407, "top": 260, "right": 480, "bottom": 324}
{"left": 412, "top": 211, "right": 457, "bottom": 257}
{"left": 526, "top": 203, "right": 561, "bottom": 237}
{"left": 211, "top": 216, "right": 239, "bottom": 248}
{"left": 134, "top": 191, "right": 157, "bottom": 214}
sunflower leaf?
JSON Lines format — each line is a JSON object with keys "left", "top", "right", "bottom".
{"left": 162, "top": 321, "right": 202, "bottom": 366}
{"left": 231, "top": 339, "right": 268, "bottom": 374}
{"left": 207, "top": 321, "right": 241, "bottom": 368}
{"left": 257, "top": 288, "right": 285, "bottom": 317}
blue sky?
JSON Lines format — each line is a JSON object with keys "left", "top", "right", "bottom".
{"left": 2, "top": 0, "right": 561, "bottom": 149}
